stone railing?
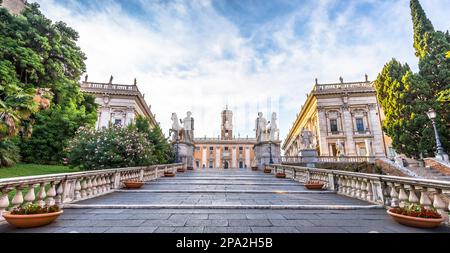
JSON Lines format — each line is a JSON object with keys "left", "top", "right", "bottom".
{"left": 267, "top": 164, "right": 450, "bottom": 223}
{"left": 0, "top": 163, "right": 183, "bottom": 219}
{"left": 313, "top": 81, "right": 375, "bottom": 92}
{"left": 282, "top": 156, "right": 381, "bottom": 164}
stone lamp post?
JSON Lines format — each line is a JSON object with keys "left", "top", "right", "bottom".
{"left": 426, "top": 108, "right": 448, "bottom": 161}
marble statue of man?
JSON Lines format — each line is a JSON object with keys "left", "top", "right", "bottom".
{"left": 300, "top": 128, "right": 313, "bottom": 149}
{"left": 181, "top": 111, "right": 194, "bottom": 143}
{"left": 336, "top": 139, "right": 345, "bottom": 157}
{"left": 255, "top": 112, "right": 267, "bottom": 142}
{"left": 269, "top": 112, "right": 279, "bottom": 141}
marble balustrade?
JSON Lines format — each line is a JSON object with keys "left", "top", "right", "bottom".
{"left": 0, "top": 163, "right": 183, "bottom": 218}
{"left": 268, "top": 164, "right": 450, "bottom": 223}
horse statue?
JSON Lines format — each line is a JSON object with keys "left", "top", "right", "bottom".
{"left": 170, "top": 113, "right": 183, "bottom": 141}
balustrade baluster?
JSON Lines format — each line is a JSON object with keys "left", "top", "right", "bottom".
{"left": 360, "top": 180, "right": 367, "bottom": 200}
{"left": 105, "top": 176, "right": 111, "bottom": 191}
{"left": 12, "top": 187, "right": 24, "bottom": 209}
{"left": 406, "top": 185, "right": 419, "bottom": 205}
{"left": 36, "top": 183, "right": 47, "bottom": 207}
{"left": 24, "top": 184, "right": 36, "bottom": 205}
{"left": 0, "top": 190, "right": 9, "bottom": 215}
{"left": 350, "top": 178, "right": 356, "bottom": 197}
{"left": 92, "top": 177, "right": 98, "bottom": 195}
{"left": 46, "top": 182, "right": 57, "bottom": 206}
{"left": 355, "top": 179, "right": 361, "bottom": 198}
{"left": 388, "top": 183, "right": 399, "bottom": 208}
{"left": 419, "top": 188, "right": 432, "bottom": 209}
{"left": 86, "top": 178, "right": 93, "bottom": 196}
{"left": 55, "top": 182, "right": 64, "bottom": 206}
{"left": 366, "top": 180, "right": 373, "bottom": 202}
{"left": 431, "top": 191, "right": 448, "bottom": 221}
{"left": 75, "top": 179, "right": 82, "bottom": 200}
{"left": 81, "top": 178, "right": 88, "bottom": 198}
{"left": 398, "top": 184, "right": 408, "bottom": 208}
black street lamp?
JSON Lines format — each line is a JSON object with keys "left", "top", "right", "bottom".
{"left": 426, "top": 108, "right": 447, "bottom": 160}
{"left": 269, "top": 141, "right": 274, "bottom": 164}
{"left": 175, "top": 137, "right": 180, "bottom": 163}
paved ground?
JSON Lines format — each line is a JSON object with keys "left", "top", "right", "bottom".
{"left": 1, "top": 169, "right": 449, "bottom": 233}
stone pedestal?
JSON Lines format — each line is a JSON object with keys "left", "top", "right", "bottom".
{"left": 173, "top": 141, "right": 195, "bottom": 169}
{"left": 254, "top": 141, "right": 281, "bottom": 170}
{"left": 299, "top": 149, "right": 318, "bottom": 168}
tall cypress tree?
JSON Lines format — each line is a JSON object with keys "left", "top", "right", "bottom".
{"left": 376, "top": 0, "right": 449, "bottom": 159}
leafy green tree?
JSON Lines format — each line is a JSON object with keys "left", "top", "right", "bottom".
{"left": 0, "top": 3, "right": 97, "bottom": 164}
{"left": 376, "top": 0, "right": 449, "bottom": 158}
{"left": 134, "top": 115, "right": 175, "bottom": 164}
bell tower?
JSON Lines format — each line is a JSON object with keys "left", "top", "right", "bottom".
{"left": 221, "top": 106, "right": 233, "bottom": 140}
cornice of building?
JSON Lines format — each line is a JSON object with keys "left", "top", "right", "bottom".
{"left": 79, "top": 81, "right": 157, "bottom": 127}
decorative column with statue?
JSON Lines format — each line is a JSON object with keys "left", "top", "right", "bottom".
{"left": 253, "top": 112, "right": 282, "bottom": 170}
{"left": 298, "top": 128, "right": 319, "bottom": 167}
{"left": 170, "top": 112, "right": 196, "bottom": 172}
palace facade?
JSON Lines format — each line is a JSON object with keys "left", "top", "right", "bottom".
{"left": 283, "top": 77, "right": 394, "bottom": 158}
{"left": 193, "top": 108, "right": 256, "bottom": 169}
{"left": 79, "top": 77, "right": 158, "bottom": 129}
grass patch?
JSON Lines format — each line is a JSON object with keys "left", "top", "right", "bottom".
{"left": 0, "top": 163, "right": 80, "bottom": 179}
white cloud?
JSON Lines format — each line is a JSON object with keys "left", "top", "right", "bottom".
{"left": 33, "top": 0, "right": 450, "bottom": 140}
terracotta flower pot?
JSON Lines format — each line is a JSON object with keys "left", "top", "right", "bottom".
{"left": 251, "top": 167, "right": 258, "bottom": 171}
{"left": 177, "top": 168, "right": 186, "bottom": 173}
{"left": 187, "top": 167, "right": 194, "bottom": 171}
{"left": 276, "top": 173, "right": 286, "bottom": 178}
{"left": 264, "top": 168, "right": 272, "bottom": 174}
{"left": 164, "top": 172, "right": 175, "bottom": 177}
{"left": 387, "top": 209, "right": 445, "bottom": 228}
{"left": 123, "top": 181, "right": 144, "bottom": 189}
{"left": 2, "top": 210, "right": 64, "bottom": 229}
{"left": 304, "top": 183, "right": 324, "bottom": 190}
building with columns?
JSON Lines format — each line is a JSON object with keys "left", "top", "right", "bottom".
{"left": 193, "top": 107, "right": 256, "bottom": 169}
{"left": 79, "top": 78, "right": 157, "bottom": 129}
{"left": 283, "top": 77, "right": 394, "bottom": 158}
{"left": 1, "top": 0, "right": 26, "bottom": 15}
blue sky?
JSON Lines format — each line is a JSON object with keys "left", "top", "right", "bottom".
{"left": 34, "top": 0, "right": 450, "bottom": 140}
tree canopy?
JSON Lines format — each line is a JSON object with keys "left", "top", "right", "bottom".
{"left": 0, "top": 3, "right": 97, "bottom": 165}
{"left": 375, "top": 0, "right": 449, "bottom": 159}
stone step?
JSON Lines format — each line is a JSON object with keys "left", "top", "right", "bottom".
{"left": 146, "top": 182, "right": 301, "bottom": 186}
{"left": 65, "top": 203, "right": 383, "bottom": 210}
{"left": 157, "top": 177, "right": 291, "bottom": 181}
{"left": 115, "top": 189, "right": 334, "bottom": 194}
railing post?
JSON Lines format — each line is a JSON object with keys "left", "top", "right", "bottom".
{"left": 139, "top": 168, "right": 144, "bottom": 181}
{"left": 0, "top": 190, "right": 9, "bottom": 216}
{"left": 114, "top": 172, "right": 121, "bottom": 189}
{"left": 327, "top": 173, "right": 335, "bottom": 191}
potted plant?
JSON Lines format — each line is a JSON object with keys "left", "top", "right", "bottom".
{"left": 276, "top": 171, "right": 286, "bottom": 178}
{"left": 123, "top": 179, "right": 144, "bottom": 189}
{"left": 387, "top": 203, "right": 445, "bottom": 228}
{"left": 2, "top": 203, "right": 63, "bottom": 228}
{"left": 164, "top": 170, "right": 175, "bottom": 177}
{"left": 251, "top": 166, "right": 258, "bottom": 171}
{"left": 187, "top": 166, "right": 194, "bottom": 171}
{"left": 264, "top": 167, "right": 272, "bottom": 174}
{"left": 304, "top": 180, "right": 325, "bottom": 190}
{"left": 177, "top": 167, "right": 186, "bottom": 173}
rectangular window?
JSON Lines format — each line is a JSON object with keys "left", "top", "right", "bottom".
{"left": 209, "top": 147, "right": 214, "bottom": 151}
{"left": 356, "top": 118, "right": 365, "bottom": 132}
{"left": 209, "top": 160, "right": 213, "bottom": 168}
{"left": 330, "top": 119, "right": 338, "bottom": 133}
{"left": 224, "top": 147, "right": 229, "bottom": 151}
{"left": 114, "top": 119, "right": 122, "bottom": 126}
{"left": 195, "top": 160, "right": 200, "bottom": 168}
{"left": 239, "top": 147, "right": 243, "bottom": 151}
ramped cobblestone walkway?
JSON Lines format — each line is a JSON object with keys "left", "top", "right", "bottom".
{"left": 1, "top": 168, "right": 449, "bottom": 233}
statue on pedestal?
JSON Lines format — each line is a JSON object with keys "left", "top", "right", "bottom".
{"left": 255, "top": 112, "right": 267, "bottom": 143}
{"left": 300, "top": 128, "right": 313, "bottom": 149}
{"left": 180, "top": 111, "right": 194, "bottom": 143}
{"left": 268, "top": 112, "right": 280, "bottom": 141}
{"left": 170, "top": 113, "right": 182, "bottom": 142}
{"left": 336, "top": 139, "right": 345, "bottom": 157}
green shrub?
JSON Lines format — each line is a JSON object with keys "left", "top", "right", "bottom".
{"left": 0, "top": 138, "right": 20, "bottom": 167}
{"left": 66, "top": 126, "right": 154, "bottom": 171}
